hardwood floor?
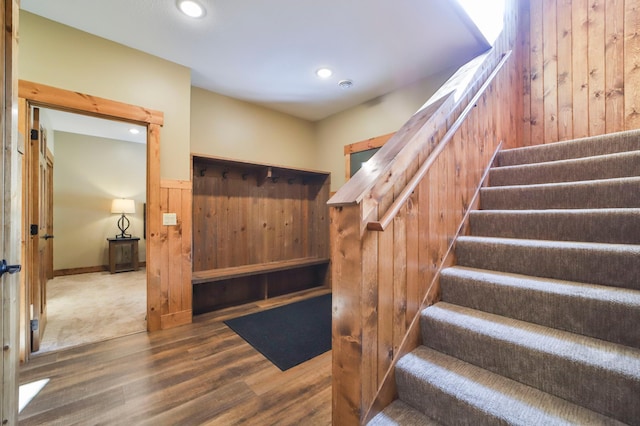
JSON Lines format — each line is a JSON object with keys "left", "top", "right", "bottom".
{"left": 19, "top": 288, "right": 332, "bottom": 425}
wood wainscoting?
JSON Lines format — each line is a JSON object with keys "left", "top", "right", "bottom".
{"left": 153, "top": 179, "right": 193, "bottom": 331}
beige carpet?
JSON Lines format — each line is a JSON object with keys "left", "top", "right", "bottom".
{"left": 38, "top": 269, "right": 147, "bottom": 353}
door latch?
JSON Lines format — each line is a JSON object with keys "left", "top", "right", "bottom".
{"left": 0, "top": 259, "right": 21, "bottom": 277}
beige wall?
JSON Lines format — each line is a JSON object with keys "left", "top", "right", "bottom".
{"left": 315, "top": 66, "right": 458, "bottom": 191}
{"left": 18, "top": 11, "right": 191, "bottom": 181}
{"left": 53, "top": 131, "right": 146, "bottom": 270}
{"left": 190, "top": 87, "right": 318, "bottom": 170}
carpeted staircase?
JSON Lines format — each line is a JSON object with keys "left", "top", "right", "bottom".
{"left": 369, "top": 130, "right": 640, "bottom": 425}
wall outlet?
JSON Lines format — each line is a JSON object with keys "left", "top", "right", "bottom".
{"left": 162, "top": 213, "right": 177, "bottom": 226}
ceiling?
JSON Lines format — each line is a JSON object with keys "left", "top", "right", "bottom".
{"left": 41, "top": 109, "right": 147, "bottom": 144}
{"left": 20, "top": 0, "right": 490, "bottom": 122}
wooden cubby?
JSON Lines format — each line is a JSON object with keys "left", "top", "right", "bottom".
{"left": 191, "top": 154, "right": 331, "bottom": 314}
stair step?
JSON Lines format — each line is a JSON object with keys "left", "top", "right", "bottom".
{"left": 368, "top": 400, "right": 441, "bottom": 426}
{"left": 490, "top": 150, "right": 640, "bottom": 186}
{"left": 440, "top": 266, "right": 640, "bottom": 348}
{"left": 480, "top": 176, "right": 640, "bottom": 210}
{"left": 455, "top": 236, "right": 640, "bottom": 290}
{"left": 420, "top": 303, "right": 640, "bottom": 424}
{"left": 469, "top": 208, "right": 640, "bottom": 244}
{"left": 395, "top": 345, "right": 625, "bottom": 426}
{"left": 497, "top": 129, "right": 640, "bottom": 166}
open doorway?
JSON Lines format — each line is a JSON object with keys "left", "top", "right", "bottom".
{"left": 35, "top": 107, "right": 147, "bottom": 353}
{"left": 18, "top": 80, "right": 164, "bottom": 363}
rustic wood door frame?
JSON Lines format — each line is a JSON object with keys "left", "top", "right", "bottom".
{"left": 18, "top": 80, "right": 165, "bottom": 359}
{"left": 2, "top": 0, "right": 20, "bottom": 423}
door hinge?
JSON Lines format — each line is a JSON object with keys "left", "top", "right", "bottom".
{"left": 30, "top": 224, "right": 38, "bottom": 236}
{"left": 30, "top": 319, "right": 39, "bottom": 331}
{"left": 30, "top": 129, "right": 39, "bottom": 140}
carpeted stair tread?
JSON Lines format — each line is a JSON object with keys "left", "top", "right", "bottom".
{"left": 490, "top": 150, "right": 640, "bottom": 186}
{"left": 455, "top": 236, "right": 640, "bottom": 290}
{"left": 469, "top": 208, "right": 640, "bottom": 244}
{"left": 395, "top": 345, "right": 625, "bottom": 426}
{"left": 497, "top": 129, "right": 640, "bottom": 166}
{"left": 368, "top": 400, "right": 442, "bottom": 426}
{"left": 420, "top": 302, "right": 640, "bottom": 424}
{"left": 440, "top": 266, "right": 640, "bottom": 348}
{"left": 480, "top": 176, "right": 640, "bottom": 210}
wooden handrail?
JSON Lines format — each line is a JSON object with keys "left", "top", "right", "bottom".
{"left": 367, "top": 50, "right": 512, "bottom": 231}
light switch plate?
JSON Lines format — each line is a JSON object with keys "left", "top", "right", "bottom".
{"left": 162, "top": 213, "right": 177, "bottom": 226}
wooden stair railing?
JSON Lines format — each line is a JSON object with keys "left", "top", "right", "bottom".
{"left": 367, "top": 52, "right": 511, "bottom": 232}
{"left": 329, "top": 47, "right": 520, "bottom": 426}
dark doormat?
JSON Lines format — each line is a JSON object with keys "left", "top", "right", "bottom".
{"left": 224, "top": 294, "right": 332, "bottom": 371}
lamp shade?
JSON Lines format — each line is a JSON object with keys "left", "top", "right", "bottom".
{"left": 111, "top": 198, "right": 136, "bottom": 214}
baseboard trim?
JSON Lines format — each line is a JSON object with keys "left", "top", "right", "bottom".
{"left": 54, "top": 262, "right": 147, "bottom": 277}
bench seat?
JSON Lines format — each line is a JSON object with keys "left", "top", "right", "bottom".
{"left": 192, "top": 257, "right": 330, "bottom": 285}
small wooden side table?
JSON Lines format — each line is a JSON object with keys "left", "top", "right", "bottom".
{"left": 107, "top": 237, "right": 140, "bottom": 274}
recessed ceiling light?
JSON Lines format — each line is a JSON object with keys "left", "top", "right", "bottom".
{"left": 338, "top": 79, "right": 354, "bottom": 89}
{"left": 177, "top": 0, "right": 206, "bottom": 18}
{"left": 316, "top": 68, "right": 333, "bottom": 79}
{"left": 129, "top": 128, "right": 141, "bottom": 135}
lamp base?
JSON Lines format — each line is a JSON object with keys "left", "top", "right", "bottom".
{"left": 116, "top": 214, "right": 132, "bottom": 239}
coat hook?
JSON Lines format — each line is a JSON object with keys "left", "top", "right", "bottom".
{"left": 222, "top": 170, "right": 229, "bottom": 179}
{"left": 199, "top": 168, "right": 207, "bottom": 177}
{"left": 242, "top": 173, "right": 249, "bottom": 180}
{"left": 288, "top": 178, "right": 295, "bottom": 185}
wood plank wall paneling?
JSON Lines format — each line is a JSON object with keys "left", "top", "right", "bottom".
{"left": 625, "top": 1, "right": 640, "bottom": 129}
{"left": 606, "top": 0, "right": 625, "bottom": 133}
{"left": 191, "top": 157, "right": 330, "bottom": 313}
{"left": 543, "top": 0, "right": 559, "bottom": 143}
{"left": 589, "top": 1, "right": 606, "bottom": 136}
{"left": 329, "top": 1, "right": 524, "bottom": 423}
{"left": 523, "top": 0, "right": 640, "bottom": 146}
{"left": 155, "top": 179, "right": 192, "bottom": 331}
{"left": 192, "top": 160, "right": 330, "bottom": 272}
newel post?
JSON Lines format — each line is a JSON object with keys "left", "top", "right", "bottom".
{"left": 331, "top": 201, "right": 379, "bottom": 425}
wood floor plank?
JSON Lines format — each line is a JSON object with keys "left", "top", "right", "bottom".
{"left": 131, "top": 381, "right": 256, "bottom": 426}
{"left": 244, "top": 350, "right": 331, "bottom": 396}
{"left": 19, "top": 387, "right": 126, "bottom": 426}
{"left": 19, "top": 289, "right": 332, "bottom": 425}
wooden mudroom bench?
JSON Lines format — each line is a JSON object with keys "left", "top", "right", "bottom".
{"left": 191, "top": 257, "right": 330, "bottom": 314}
{"left": 191, "top": 154, "right": 331, "bottom": 314}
